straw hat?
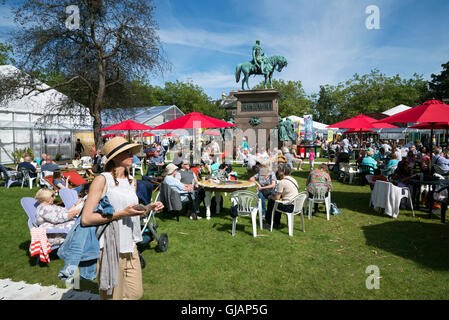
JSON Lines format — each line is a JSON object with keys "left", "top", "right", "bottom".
{"left": 165, "top": 163, "right": 178, "bottom": 175}
{"left": 103, "top": 136, "right": 141, "bottom": 171}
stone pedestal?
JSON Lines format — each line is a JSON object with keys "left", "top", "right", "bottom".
{"left": 232, "top": 89, "right": 280, "bottom": 152}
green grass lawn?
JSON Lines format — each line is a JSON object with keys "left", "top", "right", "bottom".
{"left": 2, "top": 164, "right": 449, "bottom": 299}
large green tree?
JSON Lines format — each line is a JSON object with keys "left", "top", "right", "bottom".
{"left": 0, "top": 0, "right": 167, "bottom": 148}
{"left": 0, "top": 41, "right": 15, "bottom": 65}
{"left": 312, "top": 69, "right": 428, "bottom": 124}
{"left": 427, "top": 61, "right": 449, "bottom": 101}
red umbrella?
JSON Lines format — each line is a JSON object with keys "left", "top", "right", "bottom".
{"left": 345, "top": 128, "right": 374, "bottom": 133}
{"left": 327, "top": 115, "right": 397, "bottom": 129}
{"left": 152, "top": 112, "right": 236, "bottom": 130}
{"left": 133, "top": 132, "right": 155, "bottom": 138}
{"left": 376, "top": 99, "right": 449, "bottom": 149}
{"left": 102, "top": 133, "right": 116, "bottom": 138}
{"left": 166, "top": 132, "right": 179, "bottom": 137}
{"left": 408, "top": 122, "right": 449, "bottom": 129}
{"left": 376, "top": 100, "right": 449, "bottom": 124}
{"left": 100, "top": 119, "right": 154, "bottom": 131}
{"left": 205, "top": 129, "right": 220, "bottom": 136}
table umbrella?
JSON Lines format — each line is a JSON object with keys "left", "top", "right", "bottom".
{"left": 152, "top": 112, "right": 236, "bottom": 130}
{"left": 100, "top": 119, "right": 154, "bottom": 142}
{"left": 205, "top": 129, "right": 221, "bottom": 136}
{"left": 345, "top": 128, "right": 374, "bottom": 133}
{"left": 327, "top": 114, "right": 397, "bottom": 129}
{"left": 376, "top": 100, "right": 449, "bottom": 147}
{"left": 133, "top": 132, "right": 155, "bottom": 138}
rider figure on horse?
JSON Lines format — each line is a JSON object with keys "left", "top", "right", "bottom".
{"left": 252, "top": 40, "right": 265, "bottom": 74}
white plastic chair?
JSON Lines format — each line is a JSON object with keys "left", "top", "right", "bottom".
{"left": 308, "top": 185, "right": 331, "bottom": 221}
{"left": 400, "top": 187, "right": 415, "bottom": 217}
{"left": 270, "top": 191, "right": 307, "bottom": 236}
{"left": 132, "top": 163, "right": 144, "bottom": 177}
{"left": 339, "top": 163, "right": 357, "bottom": 184}
{"left": 19, "top": 168, "right": 37, "bottom": 190}
{"left": 229, "top": 191, "right": 262, "bottom": 237}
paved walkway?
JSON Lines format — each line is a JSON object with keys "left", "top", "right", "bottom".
{"left": 0, "top": 278, "right": 98, "bottom": 300}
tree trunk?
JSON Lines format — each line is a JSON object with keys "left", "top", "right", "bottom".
{"left": 93, "top": 60, "right": 107, "bottom": 151}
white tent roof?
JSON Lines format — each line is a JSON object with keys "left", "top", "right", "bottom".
{"left": 382, "top": 104, "right": 411, "bottom": 117}
{"left": 0, "top": 65, "right": 92, "bottom": 130}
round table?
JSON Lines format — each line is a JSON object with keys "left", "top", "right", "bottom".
{"left": 198, "top": 180, "right": 256, "bottom": 219}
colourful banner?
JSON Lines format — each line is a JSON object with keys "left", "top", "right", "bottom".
{"left": 304, "top": 115, "right": 313, "bottom": 142}
{"left": 294, "top": 121, "right": 300, "bottom": 141}
{"left": 328, "top": 130, "right": 333, "bottom": 143}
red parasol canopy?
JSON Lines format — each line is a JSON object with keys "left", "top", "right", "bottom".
{"left": 375, "top": 100, "right": 449, "bottom": 124}
{"left": 100, "top": 119, "right": 154, "bottom": 131}
{"left": 166, "top": 132, "right": 179, "bottom": 137}
{"left": 152, "top": 112, "right": 236, "bottom": 130}
{"left": 345, "top": 128, "right": 374, "bottom": 133}
{"left": 133, "top": 132, "right": 155, "bottom": 138}
{"left": 327, "top": 115, "right": 397, "bottom": 129}
{"left": 102, "top": 133, "right": 116, "bottom": 138}
{"left": 408, "top": 122, "right": 449, "bottom": 129}
{"left": 205, "top": 129, "right": 221, "bottom": 136}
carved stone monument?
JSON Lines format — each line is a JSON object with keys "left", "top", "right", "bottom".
{"left": 233, "top": 89, "right": 280, "bottom": 151}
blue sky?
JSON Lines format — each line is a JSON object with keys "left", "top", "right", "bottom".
{"left": 1, "top": 0, "right": 449, "bottom": 100}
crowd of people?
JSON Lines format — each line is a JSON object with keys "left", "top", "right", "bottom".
{"left": 9, "top": 130, "right": 449, "bottom": 300}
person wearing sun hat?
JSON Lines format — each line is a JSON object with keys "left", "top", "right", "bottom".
{"left": 81, "top": 136, "right": 164, "bottom": 300}
{"left": 163, "top": 162, "right": 202, "bottom": 220}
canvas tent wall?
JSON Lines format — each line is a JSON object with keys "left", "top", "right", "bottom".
{"left": 0, "top": 65, "right": 92, "bottom": 164}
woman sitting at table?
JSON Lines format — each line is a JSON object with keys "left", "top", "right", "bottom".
{"left": 53, "top": 170, "right": 83, "bottom": 194}
{"left": 391, "top": 159, "right": 419, "bottom": 188}
{"left": 35, "top": 188, "right": 83, "bottom": 246}
{"left": 360, "top": 150, "right": 378, "bottom": 175}
{"left": 250, "top": 160, "right": 277, "bottom": 218}
{"left": 418, "top": 146, "right": 431, "bottom": 171}
{"left": 381, "top": 152, "right": 399, "bottom": 175}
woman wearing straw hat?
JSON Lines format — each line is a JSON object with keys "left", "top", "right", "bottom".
{"left": 82, "top": 137, "right": 164, "bottom": 300}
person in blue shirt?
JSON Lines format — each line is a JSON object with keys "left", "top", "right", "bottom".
{"left": 53, "top": 170, "right": 83, "bottom": 194}
{"left": 17, "top": 156, "right": 37, "bottom": 178}
{"left": 432, "top": 148, "right": 449, "bottom": 174}
{"left": 360, "top": 150, "right": 378, "bottom": 175}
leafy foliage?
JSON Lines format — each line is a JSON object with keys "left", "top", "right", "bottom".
{"left": 428, "top": 61, "right": 449, "bottom": 101}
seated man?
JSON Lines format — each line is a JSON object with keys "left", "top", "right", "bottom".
{"left": 17, "top": 156, "right": 37, "bottom": 178}
{"left": 432, "top": 148, "right": 449, "bottom": 174}
{"left": 148, "top": 150, "right": 165, "bottom": 173}
{"left": 41, "top": 155, "right": 60, "bottom": 173}
{"left": 163, "top": 163, "right": 201, "bottom": 220}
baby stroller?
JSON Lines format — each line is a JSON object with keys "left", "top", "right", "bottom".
{"left": 136, "top": 192, "right": 168, "bottom": 269}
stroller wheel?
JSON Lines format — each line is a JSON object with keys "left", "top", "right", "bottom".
{"left": 139, "top": 252, "right": 146, "bottom": 269}
{"left": 157, "top": 233, "right": 168, "bottom": 252}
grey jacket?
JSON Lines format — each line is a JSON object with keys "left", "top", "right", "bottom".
{"left": 159, "top": 181, "right": 183, "bottom": 212}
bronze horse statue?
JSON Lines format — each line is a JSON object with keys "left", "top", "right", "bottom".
{"left": 235, "top": 55, "right": 288, "bottom": 90}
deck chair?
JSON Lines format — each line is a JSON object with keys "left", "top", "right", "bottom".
{"left": 0, "top": 164, "right": 22, "bottom": 188}
{"left": 229, "top": 191, "right": 262, "bottom": 237}
{"left": 21, "top": 197, "right": 70, "bottom": 264}
{"left": 59, "top": 188, "right": 79, "bottom": 208}
{"left": 271, "top": 191, "right": 308, "bottom": 236}
{"left": 43, "top": 175, "right": 59, "bottom": 191}
{"left": 62, "top": 171, "right": 87, "bottom": 186}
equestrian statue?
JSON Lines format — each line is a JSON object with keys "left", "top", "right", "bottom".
{"left": 235, "top": 40, "right": 288, "bottom": 90}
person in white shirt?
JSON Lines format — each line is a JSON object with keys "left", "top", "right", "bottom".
{"left": 342, "top": 137, "right": 350, "bottom": 153}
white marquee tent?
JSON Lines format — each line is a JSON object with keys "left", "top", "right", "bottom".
{"left": 0, "top": 65, "right": 92, "bottom": 164}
